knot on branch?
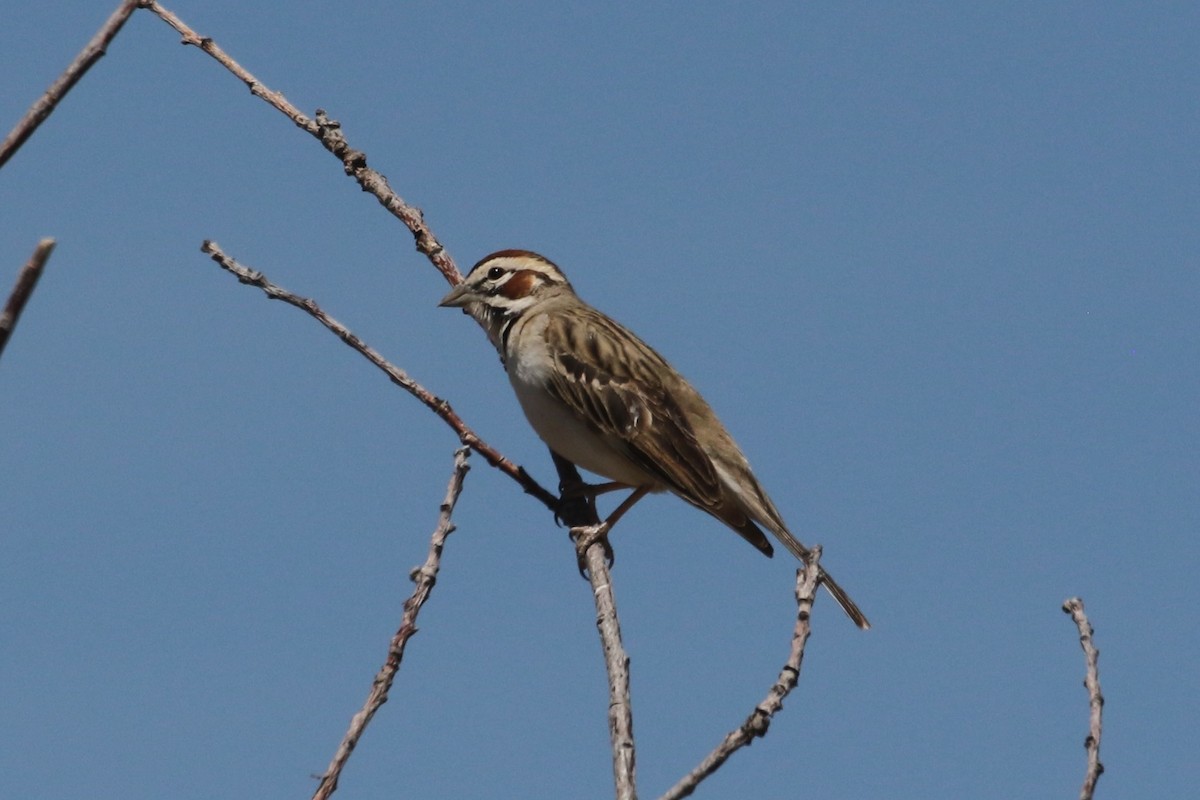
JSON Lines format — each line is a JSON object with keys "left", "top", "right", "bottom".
{"left": 313, "top": 109, "right": 365, "bottom": 169}
{"left": 314, "top": 108, "right": 340, "bottom": 131}
{"left": 409, "top": 564, "right": 438, "bottom": 584}
{"left": 742, "top": 707, "right": 772, "bottom": 739}
{"left": 343, "top": 149, "right": 368, "bottom": 173}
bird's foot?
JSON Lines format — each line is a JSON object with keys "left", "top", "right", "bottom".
{"left": 570, "top": 522, "right": 614, "bottom": 577}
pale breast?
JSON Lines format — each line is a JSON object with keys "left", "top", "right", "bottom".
{"left": 505, "top": 313, "right": 659, "bottom": 488}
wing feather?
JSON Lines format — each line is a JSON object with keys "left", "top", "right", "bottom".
{"left": 542, "top": 310, "right": 722, "bottom": 504}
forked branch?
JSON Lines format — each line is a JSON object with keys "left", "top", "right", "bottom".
{"left": 199, "top": 241, "right": 557, "bottom": 511}
{"left": 140, "top": 1, "right": 462, "bottom": 287}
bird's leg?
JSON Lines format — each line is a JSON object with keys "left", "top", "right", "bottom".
{"left": 570, "top": 485, "right": 652, "bottom": 564}
{"left": 569, "top": 486, "right": 651, "bottom": 574}
{"left": 603, "top": 485, "right": 651, "bottom": 531}
{"left": 555, "top": 478, "right": 630, "bottom": 527}
{"left": 559, "top": 478, "right": 629, "bottom": 499}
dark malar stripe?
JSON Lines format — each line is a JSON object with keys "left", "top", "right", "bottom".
{"left": 499, "top": 311, "right": 518, "bottom": 359}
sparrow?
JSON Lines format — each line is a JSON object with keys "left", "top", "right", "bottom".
{"left": 440, "top": 249, "right": 868, "bottom": 629}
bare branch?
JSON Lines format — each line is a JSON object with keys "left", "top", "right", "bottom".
{"left": 144, "top": 5, "right": 563, "bottom": 509}
{"left": 312, "top": 446, "right": 471, "bottom": 800}
{"left": 141, "top": 1, "right": 461, "bottom": 286}
{"left": 549, "top": 453, "right": 637, "bottom": 799}
{"left": 574, "top": 525, "right": 638, "bottom": 800}
{"left": 199, "top": 241, "right": 557, "bottom": 511}
{"left": 139, "top": 2, "right": 560, "bottom": 508}
{"left": 0, "top": 1, "right": 140, "bottom": 170}
{"left": 659, "top": 548, "right": 822, "bottom": 800}
{"left": 1062, "top": 597, "right": 1104, "bottom": 800}
{"left": 0, "top": 238, "right": 56, "bottom": 360}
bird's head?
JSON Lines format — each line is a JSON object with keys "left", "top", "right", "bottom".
{"left": 439, "top": 249, "right": 574, "bottom": 314}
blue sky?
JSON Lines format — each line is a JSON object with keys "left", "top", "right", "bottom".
{"left": 3, "top": 2, "right": 1197, "bottom": 798}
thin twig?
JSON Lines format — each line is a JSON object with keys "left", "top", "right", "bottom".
{"left": 146, "top": 5, "right": 559, "bottom": 508}
{"left": 0, "top": 1, "right": 140, "bottom": 170}
{"left": 199, "top": 241, "right": 557, "bottom": 511}
{"left": 312, "top": 447, "right": 471, "bottom": 800}
{"left": 575, "top": 526, "right": 637, "bottom": 800}
{"left": 0, "top": 238, "right": 56, "bottom": 360}
{"left": 1062, "top": 598, "right": 1104, "bottom": 800}
{"left": 659, "top": 548, "right": 823, "bottom": 800}
{"left": 140, "top": 1, "right": 462, "bottom": 287}
{"left": 553, "top": 453, "right": 637, "bottom": 800}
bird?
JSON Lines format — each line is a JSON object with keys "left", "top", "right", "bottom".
{"left": 439, "top": 249, "right": 869, "bottom": 629}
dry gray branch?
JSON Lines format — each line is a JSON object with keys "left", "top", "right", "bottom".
{"left": 141, "top": 1, "right": 461, "bottom": 287}
{"left": 0, "top": 1, "right": 140, "bottom": 170}
{"left": 549, "top": 453, "right": 637, "bottom": 799}
{"left": 199, "top": 240, "right": 557, "bottom": 510}
{"left": 0, "top": 238, "right": 56, "bottom": 360}
{"left": 659, "top": 549, "right": 822, "bottom": 800}
{"left": 311, "top": 447, "right": 471, "bottom": 800}
{"left": 574, "top": 524, "right": 638, "bottom": 800}
{"left": 199, "top": 243, "right": 642, "bottom": 798}
{"left": 1062, "top": 597, "right": 1104, "bottom": 800}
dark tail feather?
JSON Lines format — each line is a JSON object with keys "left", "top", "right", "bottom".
{"left": 724, "top": 511, "right": 776, "bottom": 558}
{"left": 773, "top": 526, "right": 871, "bottom": 630}
{"left": 816, "top": 567, "right": 871, "bottom": 630}
{"left": 717, "top": 504, "right": 869, "bottom": 629}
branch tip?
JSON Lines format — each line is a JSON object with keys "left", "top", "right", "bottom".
{"left": 1, "top": 238, "right": 58, "bottom": 360}
{"left": 1062, "top": 596, "right": 1104, "bottom": 800}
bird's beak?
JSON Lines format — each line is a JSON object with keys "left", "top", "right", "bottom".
{"left": 438, "top": 283, "right": 474, "bottom": 308}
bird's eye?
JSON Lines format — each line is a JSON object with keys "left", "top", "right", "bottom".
{"left": 486, "top": 266, "right": 506, "bottom": 281}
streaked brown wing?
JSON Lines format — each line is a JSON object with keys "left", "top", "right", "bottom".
{"left": 542, "top": 309, "right": 722, "bottom": 505}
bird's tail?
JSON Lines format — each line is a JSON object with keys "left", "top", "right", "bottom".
{"left": 717, "top": 465, "right": 871, "bottom": 629}
{"left": 816, "top": 566, "right": 870, "bottom": 630}
{"left": 773, "top": 528, "right": 871, "bottom": 630}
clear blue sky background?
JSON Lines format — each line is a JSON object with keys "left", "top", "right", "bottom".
{"left": 3, "top": 3, "right": 1197, "bottom": 798}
